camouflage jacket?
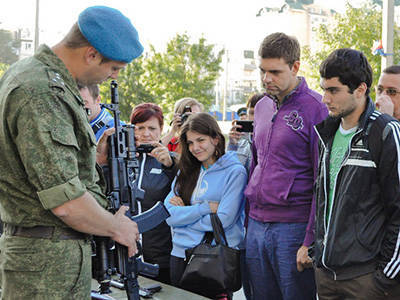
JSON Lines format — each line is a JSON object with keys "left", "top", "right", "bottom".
{"left": 0, "top": 44, "right": 107, "bottom": 227}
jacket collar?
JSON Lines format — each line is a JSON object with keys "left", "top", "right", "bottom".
{"left": 271, "top": 76, "right": 307, "bottom": 108}
{"left": 315, "top": 97, "right": 375, "bottom": 145}
{"left": 34, "top": 44, "right": 82, "bottom": 104}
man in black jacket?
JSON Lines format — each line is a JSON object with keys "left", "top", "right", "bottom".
{"left": 313, "top": 48, "right": 400, "bottom": 299}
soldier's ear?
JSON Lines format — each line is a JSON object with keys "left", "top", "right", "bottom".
{"left": 84, "top": 47, "right": 101, "bottom": 65}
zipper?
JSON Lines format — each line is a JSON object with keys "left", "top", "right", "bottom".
{"left": 320, "top": 128, "right": 362, "bottom": 280}
{"left": 314, "top": 127, "right": 337, "bottom": 278}
{"left": 256, "top": 101, "right": 278, "bottom": 202}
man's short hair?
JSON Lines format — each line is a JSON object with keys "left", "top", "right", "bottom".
{"left": 258, "top": 32, "right": 300, "bottom": 67}
{"left": 78, "top": 84, "right": 100, "bottom": 101}
{"left": 61, "top": 23, "right": 91, "bottom": 49}
{"left": 383, "top": 65, "right": 400, "bottom": 75}
{"left": 320, "top": 48, "right": 373, "bottom": 96}
{"left": 86, "top": 84, "right": 100, "bottom": 100}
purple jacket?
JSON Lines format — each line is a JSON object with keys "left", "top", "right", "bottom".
{"left": 244, "top": 78, "right": 328, "bottom": 246}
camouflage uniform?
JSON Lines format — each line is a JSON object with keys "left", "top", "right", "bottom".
{"left": 0, "top": 45, "right": 107, "bottom": 299}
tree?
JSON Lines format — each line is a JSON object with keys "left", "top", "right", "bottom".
{"left": 0, "top": 29, "right": 20, "bottom": 65}
{"left": 99, "top": 56, "right": 153, "bottom": 121}
{"left": 143, "top": 33, "right": 224, "bottom": 118}
{"left": 301, "top": 1, "right": 400, "bottom": 95}
{"left": 100, "top": 33, "right": 223, "bottom": 122}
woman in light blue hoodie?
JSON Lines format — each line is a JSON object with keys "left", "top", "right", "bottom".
{"left": 164, "top": 113, "right": 247, "bottom": 298}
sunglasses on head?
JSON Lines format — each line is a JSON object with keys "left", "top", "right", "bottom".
{"left": 376, "top": 86, "right": 400, "bottom": 96}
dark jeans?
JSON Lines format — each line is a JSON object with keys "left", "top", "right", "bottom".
{"left": 170, "top": 255, "right": 186, "bottom": 288}
{"left": 315, "top": 268, "right": 400, "bottom": 300}
{"left": 245, "top": 218, "right": 316, "bottom": 300}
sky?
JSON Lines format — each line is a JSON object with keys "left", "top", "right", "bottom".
{"left": 0, "top": 0, "right": 367, "bottom": 87}
{"left": 1, "top": 0, "right": 363, "bottom": 52}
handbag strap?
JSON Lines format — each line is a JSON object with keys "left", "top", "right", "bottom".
{"left": 210, "top": 213, "right": 229, "bottom": 246}
{"left": 201, "top": 231, "right": 214, "bottom": 244}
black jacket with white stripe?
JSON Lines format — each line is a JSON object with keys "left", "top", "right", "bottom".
{"left": 313, "top": 98, "right": 400, "bottom": 285}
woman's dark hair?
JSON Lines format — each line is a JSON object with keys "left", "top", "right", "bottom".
{"left": 174, "top": 113, "right": 225, "bottom": 205}
{"left": 246, "top": 93, "right": 265, "bottom": 108}
{"left": 130, "top": 103, "right": 164, "bottom": 128}
{"left": 320, "top": 48, "right": 373, "bottom": 96}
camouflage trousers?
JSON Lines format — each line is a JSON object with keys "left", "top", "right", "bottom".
{"left": 0, "top": 234, "right": 91, "bottom": 300}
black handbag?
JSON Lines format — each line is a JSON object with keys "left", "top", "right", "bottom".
{"left": 179, "top": 213, "right": 242, "bottom": 296}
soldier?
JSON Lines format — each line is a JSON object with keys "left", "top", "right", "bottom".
{"left": 0, "top": 6, "right": 143, "bottom": 299}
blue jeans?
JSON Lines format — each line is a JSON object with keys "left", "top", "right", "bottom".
{"left": 245, "top": 218, "right": 316, "bottom": 300}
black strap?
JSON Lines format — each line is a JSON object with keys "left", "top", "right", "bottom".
{"left": 199, "top": 214, "right": 229, "bottom": 246}
{"left": 92, "top": 120, "right": 106, "bottom": 135}
{"left": 366, "top": 113, "right": 395, "bottom": 168}
{"left": 210, "top": 213, "right": 229, "bottom": 246}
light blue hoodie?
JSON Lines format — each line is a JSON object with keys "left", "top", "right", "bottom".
{"left": 164, "top": 151, "right": 247, "bottom": 258}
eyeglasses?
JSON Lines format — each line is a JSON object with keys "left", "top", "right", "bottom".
{"left": 376, "top": 86, "right": 400, "bottom": 96}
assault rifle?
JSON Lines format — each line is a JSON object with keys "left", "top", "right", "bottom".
{"left": 92, "top": 81, "right": 170, "bottom": 300}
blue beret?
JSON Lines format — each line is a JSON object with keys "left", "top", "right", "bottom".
{"left": 237, "top": 107, "right": 247, "bottom": 116}
{"left": 78, "top": 6, "right": 144, "bottom": 63}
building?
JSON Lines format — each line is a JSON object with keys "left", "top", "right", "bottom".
{"left": 255, "top": 0, "right": 336, "bottom": 51}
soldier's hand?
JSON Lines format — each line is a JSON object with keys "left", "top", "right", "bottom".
{"left": 96, "top": 128, "right": 115, "bottom": 166}
{"left": 376, "top": 95, "right": 394, "bottom": 116}
{"left": 111, "top": 206, "right": 139, "bottom": 257}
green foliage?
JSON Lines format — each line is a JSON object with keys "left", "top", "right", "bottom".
{"left": 99, "top": 56, "right": 153, "bottom": 121}
{"left": 100, "top": 33, "right": 223, "bottom": 122}
{"left": 0, "top": 63, "right": 9, "bottom": 78}
{"left": 301, "top": 1, "right": 400, "bottom": 97}
{"left": 0, "top": 29, "right": 20, "bottom": 65}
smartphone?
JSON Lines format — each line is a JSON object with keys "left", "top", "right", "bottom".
{"left": 236, "top": 120, "right": 254, "bottom": 133}
{"left": 137, "top": 144, "right": 155, "bottom": 154}
{"left": 180, "top": 105, "right": 192, "bottom": 125}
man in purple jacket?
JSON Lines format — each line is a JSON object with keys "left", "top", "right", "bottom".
{"left": 244, "top": 32, "right": 328, "bottom": 299}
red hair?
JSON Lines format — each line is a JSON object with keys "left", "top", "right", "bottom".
{"left": 130, "top": 103, "right": 164, "bottom": 128}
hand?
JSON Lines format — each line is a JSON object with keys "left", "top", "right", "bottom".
{"left": 171, "top": 113, "right": 182, "bottom": 133}
{"left": 376, "top": 95, "right": 394, "bottom": 116}
{"left": 208, "top": 202, "right": 219, "bottom": 213}
{"left": 111, "top": 206, "right": 140, "bottom": 257}
{"left": 96, "top": 128, "right": 115, "bottom": 166}
{"left": 149, "top": 142, "right": 173, "bottom": 167}
{"left": 169, "top": 196, "right": 185, "bottom": 206}
{"left": 296, "top": 245, "right": 313, "bottom": 272}
{"left": 229, "top": 120, "right": 244, "bottom": 145}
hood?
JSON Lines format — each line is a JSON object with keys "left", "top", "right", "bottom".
{"left": 208, "top": 151, "right": 242, "bottom": 172}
